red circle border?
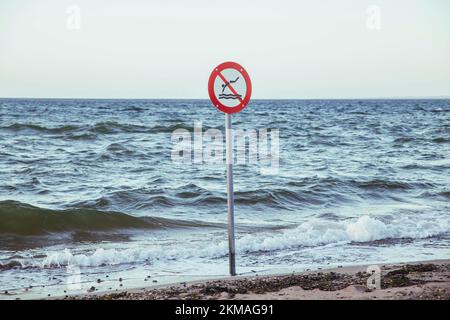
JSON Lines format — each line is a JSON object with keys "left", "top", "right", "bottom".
{"left": 208, "top": 61, "right": 252, "bottom": 114}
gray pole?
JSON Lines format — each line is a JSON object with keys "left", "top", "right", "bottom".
{"left": 225, "top": 113, "right": 236, "bottom": 276}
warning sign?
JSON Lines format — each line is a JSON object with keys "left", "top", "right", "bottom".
{"left": 208, "top": 61, "right": 252, "bottom": 114}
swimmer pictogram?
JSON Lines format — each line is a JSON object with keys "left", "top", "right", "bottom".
{"left": 219, "top": 77, "right": 242, "bottom": 100}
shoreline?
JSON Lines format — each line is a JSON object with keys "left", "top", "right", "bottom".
{"left": 60, "top": 259, "right": 450, "bottom": 300}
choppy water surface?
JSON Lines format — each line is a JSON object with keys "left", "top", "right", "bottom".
{"left": 0, "top": 99, "right": 449, "bottom": 299}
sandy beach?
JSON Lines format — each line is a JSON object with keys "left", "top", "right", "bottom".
{"left": 60, "top": 259, "right": 450, "bottom": 300}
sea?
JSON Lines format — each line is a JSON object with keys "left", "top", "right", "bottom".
{"left": 0, "top": 98, "right": 449, "bottom": 299}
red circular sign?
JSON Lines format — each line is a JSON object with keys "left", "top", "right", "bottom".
{"left": 208, "top": 61, "right": 252, "bottom": 114}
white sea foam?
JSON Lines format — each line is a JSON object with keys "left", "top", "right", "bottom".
{"left": 236, "top": 214, "right": 449, "bottom": 252}
{"left": 345, "top": 215, "right": 393, "bottom": 242}
{"left": 21, "top": 214, "right": 450, "bottom": 269}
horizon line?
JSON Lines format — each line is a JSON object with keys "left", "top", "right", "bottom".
{"left": 1, "top": 96, "right": 450, "bottom": 101}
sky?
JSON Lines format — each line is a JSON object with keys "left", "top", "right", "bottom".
{"left": 0, "top": 0, "right": 449, "bottom": 99}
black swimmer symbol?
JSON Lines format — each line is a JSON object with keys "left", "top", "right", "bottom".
{"left": 221, "top": 76, "right": 240, "bottom": 93}
{"left": 219, "top": 77, "right": 242, "bottom": 100}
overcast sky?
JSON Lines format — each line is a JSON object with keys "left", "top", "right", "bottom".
{"left": 0, "top": 0, "right": 449, "bottom": 99}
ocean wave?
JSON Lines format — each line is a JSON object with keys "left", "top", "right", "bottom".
{"left": 0, "top": 200, "right": 223, "bottom": 236}
{"left": 8, "top": 214, "right": 449, "bottom": 270}
{"left": 0, "top": 122, "right": 209, "bottom": 136}
{"left": 289, "top": 177, "right": 433, "bottom": 191}
{"left": 88, "top": 121, "right": 149, "bottom": 134}
{"left": 235, "top": 215, "right": 450, "bottom": 253}
{"left": 438, "top": 191, "right": 450, "bottom": 198}
{"left": 59, "top": 178, "right": 435, "bottom": 213}
{"left": 432, "top": 137, "right": 450, "bottom": 144}
{"left": 1, "top": 123, "right": 79, "bottom": 134}
{"left": 69, "top": 184, "right": 224, "bottom": 210}
{"left": 353, "top": 179, "right": 433, "bottom": 190}
{"left": 0, "top": 177, "right": 435, "bottom": 238}
{"left": 147, "top": 123, "right": 216, "bottom": 133}
{"left": 70, "top": 184, "right": 323, "bottom": 210}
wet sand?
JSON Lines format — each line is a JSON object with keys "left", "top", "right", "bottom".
{"left": 61, "top": 259, "right": 450, "bottom": 300}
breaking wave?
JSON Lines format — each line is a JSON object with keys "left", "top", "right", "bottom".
{"left": 5, "top": 215, "right": 449, "bottom": 270}
{"left": 0, "top": 200, "right": 222, "bottom": 236}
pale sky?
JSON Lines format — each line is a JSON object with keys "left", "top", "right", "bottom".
{"left": 0, "top": 0, "right": 449, "bottom": 99}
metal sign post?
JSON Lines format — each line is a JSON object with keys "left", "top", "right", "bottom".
{"left": 225, "top": 113, "right": 236, "bottom": 276}
{"left": 208, "top": 61, "right": 252, "bottom": 276}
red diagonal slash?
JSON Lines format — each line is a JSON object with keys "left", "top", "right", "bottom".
{"left": 217, "top": 72, "right": 243, "bottom": 103}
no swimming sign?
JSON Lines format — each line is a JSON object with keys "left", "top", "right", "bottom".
{"left": 207, "top": 61, "right": 252, "bottom": 276}
{"left": 208, "top": 61, "right": 252, "bottom": 114}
